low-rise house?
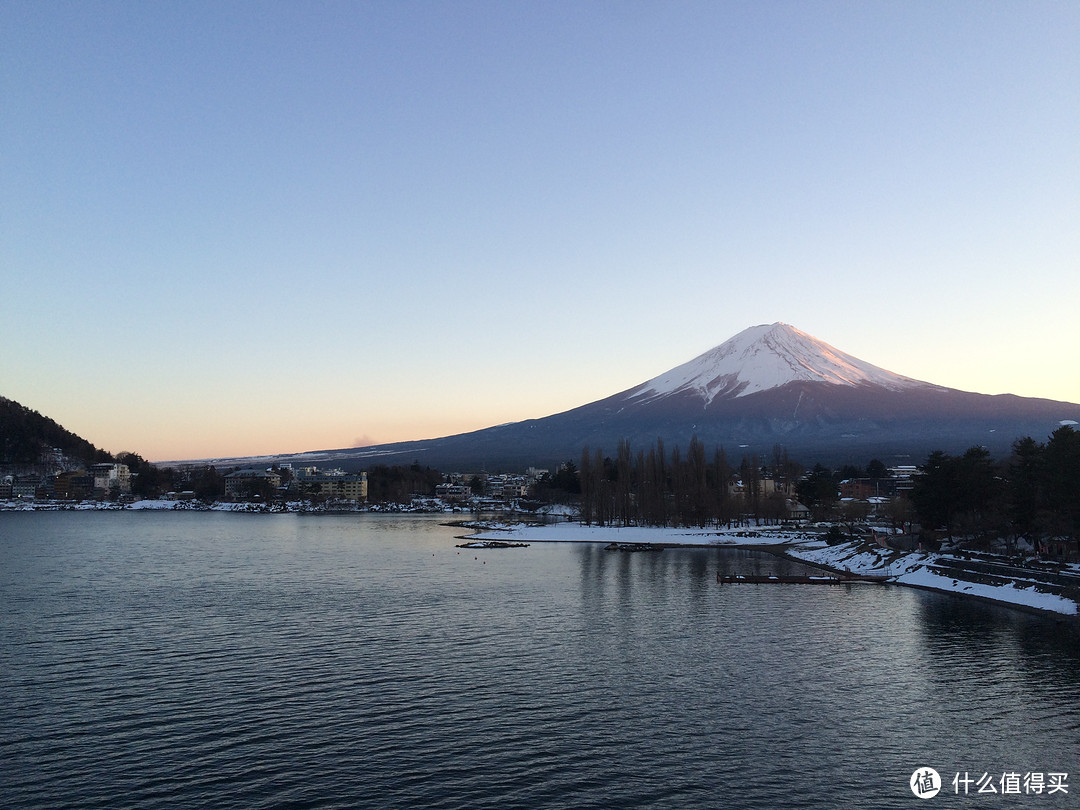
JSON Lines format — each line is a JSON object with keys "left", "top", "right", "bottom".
{"left": 729, "top": 477, "right": 793, "bottom": 499}
{"left": 840, "top": 478, "right": 899, "bottom": 499}
{"left": 502, "top": 481, "right": 529, "bottom": 499}
{"left": 435, "top": 483, "right": 471, "bottom": 503}
{"left": 785, "top": 500, "right": 811, "bottom": 521}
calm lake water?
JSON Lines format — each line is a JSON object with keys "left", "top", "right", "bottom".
{"left": 2, "top": 511, "right": 1078, "bottom": 808}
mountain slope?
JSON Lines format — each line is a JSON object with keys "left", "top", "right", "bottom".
{"left": 0, "top": 396, "right": 113, "bottom": 467}
{"left": 199, "top": 324, "right": 1080, "bottom": 470}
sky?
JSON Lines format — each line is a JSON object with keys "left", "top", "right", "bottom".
{"left": 2, "top": 1, "right": 1078, "bottom": 462}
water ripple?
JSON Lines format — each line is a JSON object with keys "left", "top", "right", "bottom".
{"left": 3, "top": 513, "right": 1078, "bottom": 809}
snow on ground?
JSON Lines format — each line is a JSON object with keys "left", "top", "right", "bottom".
{"left": 468, "top": 522, "right": 802, "bottom": 546}
{"left": 126, "top": 499, "right": 182, "bottom": 510}
{"left": 786, "top": 541, "right": 900, "bottom": 575}
{"left": 0, "top": 499, "right": 123, "bottom": 511}
{"left": 895, "top": 567, "right": 1078, "bottom": 615}
{"left": 468, "top": 521, "right": 1079, "bottom": 617}
{"left": 1, "top": 499, "right": 310, "bottom": 512}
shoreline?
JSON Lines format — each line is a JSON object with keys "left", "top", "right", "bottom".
{"left": 0, "top": 499, "right": 475, "bottom": 515}
{"left": 6, "top": 503, "right": 1076, "bottom": 622}
{"left": 460, "top": 520, "right": 1080, "bottom": 622}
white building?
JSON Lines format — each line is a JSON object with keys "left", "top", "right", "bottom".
{"left": 89, "top": 463, "right": 131, "bottom": 496}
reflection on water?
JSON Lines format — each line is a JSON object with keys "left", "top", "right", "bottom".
{"left": 1, "top": 512, "right": 1077, "bottom": 809}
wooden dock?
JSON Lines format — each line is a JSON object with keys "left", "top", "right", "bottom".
{"left": 717, "top": 573, "right": 891, "bottom": 585}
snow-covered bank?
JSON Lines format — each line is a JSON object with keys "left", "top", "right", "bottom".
{"left": 467, "top": 522, "right": 1079, "bottom": 618}
{"left": 0, "top": 499, "right": 125, "bottom": 511}
{"left": 893, "top": 567, "right": 1079, "bottom": 615}
{"left": 788, "top": 542, "right": 1078, "bottom": 617}
{"left": 467, "top": 521, "right": 803, "bottom": 547}
{"left": 1, "top": 498, "right": 472, "bottom": 513}
{"left": 0, "top": 499, "right": 306, "bottom": 512}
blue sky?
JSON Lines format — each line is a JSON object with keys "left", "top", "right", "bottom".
{"left": 2, "top": 1, "right": 1078, "bottom": 461}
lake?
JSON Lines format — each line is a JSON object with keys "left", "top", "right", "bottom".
{"left": 1, "top": 511, "right": 1077, "bottom": 808}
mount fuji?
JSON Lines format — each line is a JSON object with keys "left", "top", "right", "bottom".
{"left": 624, "top": 322, "right": 924, "bottom": 405}
{"left": 218, "top": 323, "right": 1080, "bottom": 470}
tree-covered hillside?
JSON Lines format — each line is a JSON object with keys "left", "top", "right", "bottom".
{"left": 0, "top": 396, "right": 113, "bottom": 466}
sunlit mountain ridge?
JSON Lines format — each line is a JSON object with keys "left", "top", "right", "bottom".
{"left": 175, "top": 324, "right": 1080, "bottom": 470}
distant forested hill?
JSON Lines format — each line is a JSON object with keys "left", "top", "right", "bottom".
{"left": 0, "top": 396, "right": 112, "bottom": 466}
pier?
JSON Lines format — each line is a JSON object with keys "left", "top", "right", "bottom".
{"left": 717, "top": 573, "right": 891, "bottom": 585}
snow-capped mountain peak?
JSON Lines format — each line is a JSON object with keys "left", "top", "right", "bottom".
{"left": 630, "top": 322, "right": 924, "bottom": 405}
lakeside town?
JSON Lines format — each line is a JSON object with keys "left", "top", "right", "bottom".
{"left": 4, "top": 441, "right": 1079, "bottom": 620}
{"left": 0, "top": 455, "right": 531, "bottom": 510}
{"left": 0, "top": 451, "right": 955, "bottom": 521}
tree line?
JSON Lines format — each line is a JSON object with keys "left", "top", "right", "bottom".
{"left": 545, "top": 426, "right": 1080, "bottom": 551}
{"left": 0, "top": 396, "right": 113, "bottom": 467}
{"left": 571, "top": 437, "right": 804, "bottom": 529}
{"left": 910, "top": 426, "right": 1080, "bottom": 549}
